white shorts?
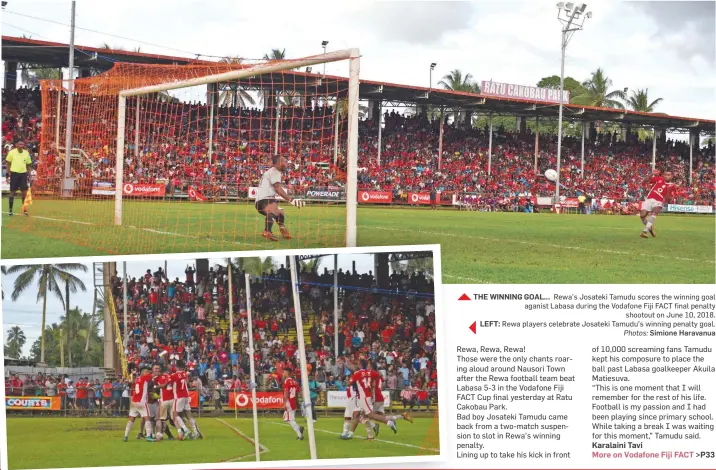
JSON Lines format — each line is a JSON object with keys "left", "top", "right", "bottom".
{"left": 129, "top": 401, "right": 149, "bottom": 418}
{"left": 160, "top": 400, "right": 174, "bottom": 420}
{"left": 373, "top": 401, "right": 385, "bottom": 414}
{"left": 356, "top": 395, "right": 374, "bottom": 415}
{"left": 148, "top": 402, "right": 159, "bottom": 419}
{"left": 283, "top": 408, "right": 296, "bottom": 422}
{"left": 173, "top": 397, "right": 191, "bottom": 414}
{"left": 344, "top": 396, "right": 357, "bottom": 418}
{"left": 641, "top": 198, "right": 663, "bottom": 212}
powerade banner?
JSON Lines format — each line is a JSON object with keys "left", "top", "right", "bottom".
{"left": 668, "top": 204, "right": 713, "bottom": 214}
{"left": 408, "top": 192, "right": 432, "bottom": 205}
{"left": 6, "top": 396, "right": 61, "bottom": 410}
{"left": 122, "top": 183, "right": 165, "bottom": 197}
{"left": 325, "top": 390, "right": 391, "bottom": 408}
{"left": 91, "top": 181, "right": 115, "bottom": 196}
{"left": 358, "top": 191, "right": 393, "bottom": 204}
{"left": 305, "top": 188, "right": 345, "bottom": 201}
{"left": 228, "top": 391, "right": 284, "bottom": 409}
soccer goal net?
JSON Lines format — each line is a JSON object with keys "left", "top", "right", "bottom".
{"left": 34, "top": 50, "right": 359, "bottom": 255}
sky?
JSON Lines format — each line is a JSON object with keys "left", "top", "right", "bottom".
{"left": 1, "top": 0, "right": 714, "bottom": 140}
{"left": 1, "top": 252, "right": 379, "bottom": 356}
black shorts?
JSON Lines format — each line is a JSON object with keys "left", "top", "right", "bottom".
{"left": 256, "top": 198, "right": 278, "bottom": 215}
{"left": 9, "top": 172, "right": 28, "bottom": 192}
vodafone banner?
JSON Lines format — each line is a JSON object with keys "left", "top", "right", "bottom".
{"left": 248, "top": 187, "right": 259, "bottom": 200}
{"left": 481, "top": 80, "right": 570, "bottom": 104}
{"left": 229, "top": 391, "right": 284, "bottom": 409}
{"left": 122, "top": 183, "right": 165, "bottom": 197}
{"left": 326, "top": 390, "right": 391, "bottom": 408}
{"left": 408, "top": 192, "right": 431, "bottom": 205}
{"left": 358, "top": 191, "right": 393, "bottom": 204}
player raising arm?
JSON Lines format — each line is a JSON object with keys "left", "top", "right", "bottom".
{"left": 123, "top": 365, "right": 156, "bottom": 442}
{"left": 639, "top": 170, "right": 676, "bottom": 238}
{"left": 283, "top": 369, "right": 305, "bottom": 440}
{"left": 171, "top": 361, "right": 202, "bottom": 440}
{"left": 255, "top": 155, "right": 305, "bottom": 242}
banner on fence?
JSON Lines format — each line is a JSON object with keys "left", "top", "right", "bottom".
{"left": 326, "top": 390, "right": 391, "bottom": 408}
{"left": 190, "top": 390, "right": 199, "bottom": 408}
{"left": 228, "top": 391, "right": 284, "bottom": 409}
{"left": 122, "top": 183, "right": 165, "bottom": 197}
{"left": 358, "top": 191, "right": 393, "bottom": 204}
{"left": 5, "top": 396, "right": 61, "bottom": 410}
{"left": 305, "top": 188, "right": 345, "bottom": 201}
{"left": 91, "top": 181, "right": 115, "bottom": 196}
{"left": 407, "top": 192, "right": 432, "bottom": 205}
{"left": 667, "top": 204, "right": 713, "bottom": 214}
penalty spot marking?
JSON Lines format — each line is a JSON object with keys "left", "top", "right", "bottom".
{"left": 265, "top": 421, "right": 439, "bottom": 453}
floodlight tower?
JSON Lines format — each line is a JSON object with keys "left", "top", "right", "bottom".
{"left": 429, "top": 62, "right": 437, "bottom": 92}
{"left": 322, "top": 40, "right": 329, "bottom": 76}
{"left": 554, "top": 3, "right": 591, "bottom": 209}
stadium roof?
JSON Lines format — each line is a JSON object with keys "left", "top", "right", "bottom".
{"left": 3, "top": 35, "right": 713, "bottom": 134}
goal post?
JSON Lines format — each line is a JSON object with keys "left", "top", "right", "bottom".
{"left": 113, "top": 48, "right": 360, "bottom": 247}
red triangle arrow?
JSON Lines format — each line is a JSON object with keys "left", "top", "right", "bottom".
{"left": 458, "top": 293, "right": 471, "bottom": 301}
{"left": 469, "top": 321, "right": 477, "bottom": 334}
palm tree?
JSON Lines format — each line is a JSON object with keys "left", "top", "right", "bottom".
{"left": 299, "top": 257, "right": 323, "bottom": 274}
{"left": 231, "top": 257, "right": 277, "bottom": 277}
{"left": 263, "top": 48, "right": 286, "bottom": 61}
{"left": 572, "top": 68, "right": 626, "bottom": 108}
{"left": 262, "top": 49, "right": 287, "bottom": 115}
{"left": 625, "top": 89, "right": 663, "bottom": 113}
{"left": 438, "top": 70, "right": 480, "bottom": 124}
{"left": 5, "top": 326, "right": 26, "bottom": 359}
{"left": 59, "top": 271, "right": 88, "bottom": 367}
{"left": 219, "top": 57, "right": 256, "bottom": 108}
{"left": 6, "top": 264, "right": 88, "bottom": 364}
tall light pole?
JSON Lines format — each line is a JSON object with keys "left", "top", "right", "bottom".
{"left": 554, "top": 2, "right": 591, "bottom": 209}
{"left": 429, "top": 63, "right": 437, "bottom": 92}
{"left": 321, "top": 40, "right": 329, "bottom": 77}
{"left": 63, "top": 0, "right": 77, "bottom": 197}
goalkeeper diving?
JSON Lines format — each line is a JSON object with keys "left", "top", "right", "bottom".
{"left": 255, "top": 155, "right": 305, "bottom": 241}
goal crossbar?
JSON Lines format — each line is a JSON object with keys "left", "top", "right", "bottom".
{"left": 113, "top": 48, "right": 360, "bottom": 247}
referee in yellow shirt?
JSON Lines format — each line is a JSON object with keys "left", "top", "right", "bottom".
{"left": 5, "top": 140, "right": 32, "bottom": 217}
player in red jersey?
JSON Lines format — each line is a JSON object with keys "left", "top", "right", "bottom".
{"left": 123, "top": 365, "right": 156, "bottom": 442}
{"left": 640, "top": 170, "right": 676, "bottom": 238}
{"left": 282, "top": 369, "right": 304, "bottom": 440}
{"left": 153, "top": 366, "right": 177, "bottom": 440}
{"left": 171, "top": 360, "right": 202, "bottom": 440}
{"left": 341, "top": 360, "right": 412, "bottom": 440}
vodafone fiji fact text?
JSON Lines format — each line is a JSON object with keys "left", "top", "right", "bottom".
{"left": 447, "top": 285, "right": 715, "bottom": 469}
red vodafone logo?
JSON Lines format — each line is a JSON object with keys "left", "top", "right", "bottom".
{"left": 411, "top": 193, "right": 419, "bottom": 203}
{"left": 235, "top": 393, "right": 249, "bottom": 407}
{"left": 124, "top": 183, "right": 134, "bottom": 194}
{"left": 188, "top": 188, "right": 197, "bottom": 198}
{"left": 361, "top": 192, "right": 370, "bottom": 202}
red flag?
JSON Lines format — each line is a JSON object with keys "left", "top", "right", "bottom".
{"left": 187, "top": 186, "right": 207, "bottom": 202}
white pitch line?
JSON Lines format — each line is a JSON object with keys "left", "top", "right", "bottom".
{"left": 2, "top": 212, "right": 264, "bottom": 249}
{"left": 361, "top": 225, "right": 715, "bottom": 265}
{"left": 215, "top": 418, "right": 269, "bottom": 461}
{"left": 443, "top": 274, "right": 493, "bottom": 284}
{"left": 265, "top": 421, "right": 439, "bottom": 453}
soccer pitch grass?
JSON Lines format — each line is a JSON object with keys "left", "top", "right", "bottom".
{"left": 5, "top": 416, "right": 438, "bottom": 469}
{"left": 2, "top": 199, "right": 714, "bottom": 283}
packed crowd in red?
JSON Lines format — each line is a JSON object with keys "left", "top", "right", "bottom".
{"left": 3, "top": 87, "right": 712, "bottom": 205}
{"left": 108, "top": 259, "right": 437, "bottom": 406}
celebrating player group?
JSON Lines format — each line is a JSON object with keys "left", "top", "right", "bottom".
{"left": 123, "top": 360, "right": 203, "bottom": 443}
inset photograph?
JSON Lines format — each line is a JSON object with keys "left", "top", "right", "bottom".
{"left": 2, "top": 246, "right": 442, "bottom": 468}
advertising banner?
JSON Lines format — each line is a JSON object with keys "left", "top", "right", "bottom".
{"left": 248, "top": 187, "right": 286, "bottom": 201}
{"left": 326, "top": 390, "right": 391, "bottom": 408}
{"left": 305, "top": 188, "right": 346, "bottom": 201}
{"left": 190, "top": 391, "right": 199, "bottom": 408}
{"left": 667, "top": 204, "right": 713, "bottom": 214}
{"left": 228, "top": 391, "right": 284, "bottom": 409}
{"left": 560, "top": 197, "right": 580, "bottom": 208}
{"left": 91, "top": 181, "right": 115, "bottom": 196}
{"left": 2, "top": 180, "right": 10, "bottom": 192}
{"left": 358, "top": 191, "right": 393, "bottom": 204}
{"left": 481, "top": 80, "right": 570, "bottom": 104}
{"left": 122, "top": 183, "right": 165, "bottom": 197}
{"left": 408, "top": 192, "right": 432, "bottom": 205}
{"left": 5, "top": 396, "right": 61, "bottom": 410}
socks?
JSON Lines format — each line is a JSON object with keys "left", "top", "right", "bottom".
{"left": 387, "top": 415, "right": 403, "bottom": 421}
{"left": 189, "top": 417, "right": 198, "bottom": 434}
{"left": 342, "top": 421, "right": 350, "bottom": 434}
{"left": 646, "top": 215, "right": 655, "bottom": 231}
{"left": 124, "top": 421, "right": 133, "bottom": 438}
{"left": 144, "top": 420, "right": 153, "bottom": 438}
{"left": 175, "top": 416, "right": 188, "bottom": 433}
{"left": 266, "top": 213, "right": 276, "bottom": 232}
{"left": 8, "top": 196, "right": 14, "bottom": 212}
{"left": 289, "top": 420, "right": 302, "bottom": 437}
{"left": 364, "top": 421, "right": 374, "bottom": 438}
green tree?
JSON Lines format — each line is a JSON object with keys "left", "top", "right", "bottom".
{"left": 231, "top": 257, "right": 277, "bottom": 277}
{"left": 390, "top": 257, "right": 434, "bottom": 278}
{"left": 4, "top": 326, "right": 26, "bottom": 359}
{"left": 438, "top": 70, "right": 480, "bottom": 124}
{"left": 261, "top": 49, "right": 287, "bottom": 115}
{"left": 299, "top": 257, "right": 323, "bottom": 274}
{"left": 625, "top": 88, "right": 663, "bottom": 113}
{"left": 572, "top": 68, "right": 626, "bottom": 108}
{"left": 263, "top": 48, "right": 286, "bottom": 60}
{"left": 6, "top": 264, "right": 88, "bottom": 364}
{"left": 536, "top": 75, "right": 587, "bottom": 103}
{"left": 29, "top": 317, "right": 103, "bottom": 367}
{"left": 219, "top": 57, "right": 256, "bottom": 108}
